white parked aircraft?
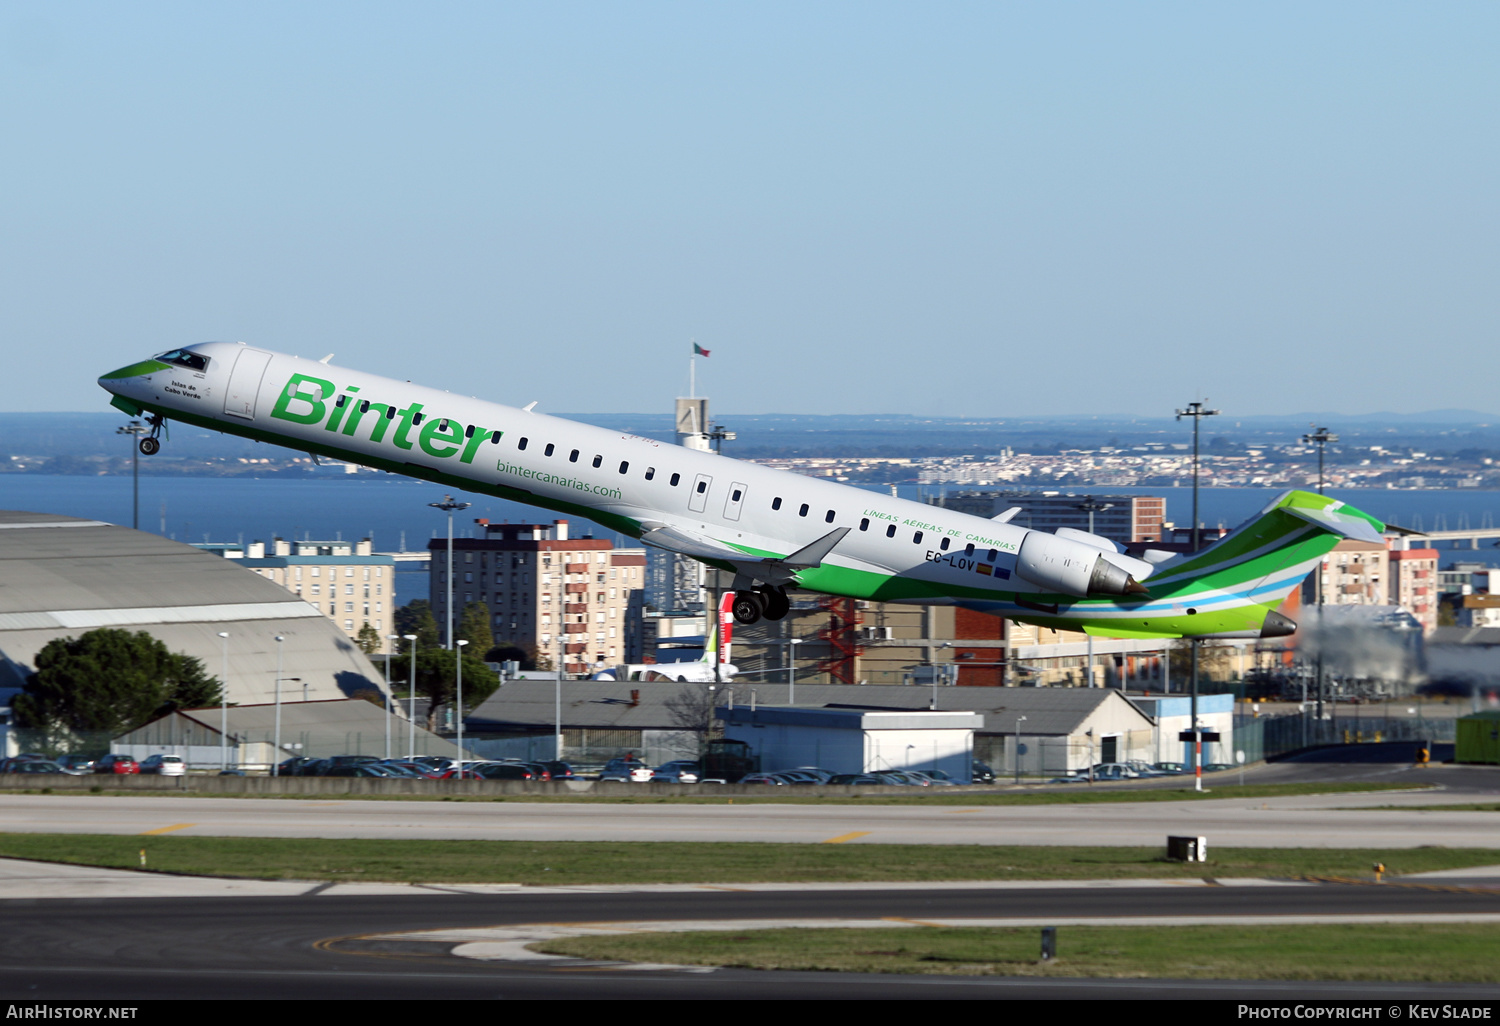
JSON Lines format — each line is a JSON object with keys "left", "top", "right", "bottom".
{"left": 592, "top": 594, "right": 738, "bottom": 682}
{"left": 100, "top": 343, "right": 1386, "bottom": 639}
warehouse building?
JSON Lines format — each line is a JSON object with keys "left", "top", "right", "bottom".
{"left": 0, "top": 511, "right": 390, "bottom": 718}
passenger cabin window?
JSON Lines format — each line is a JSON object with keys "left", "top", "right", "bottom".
{"left": 619, "top": 461, "right": 629, "bottom": 474}
{"left": 156, "top": 349, "right": 209, "bottom": 371}
{"left": 731, "top": 488, "right": 742, "bottom": 501}
{"left": 413, "top": 412, "right": 425, "bottom": 424}
{"left": 464, "top": 425, "right": 475, "bottom": 438}
{"left": 886, "top": 524, "right": 897, "bottom": 538}
{"left": 913, "top": 531, "right": 924, "bottom": 544}
{"left": 964, "top": 543, "right": 974, "bottom": 556}
{"left": 489, "top": 431, "right": 501, "bottom": 443}
{"left": 798, "top": 503, "right": 809, "bottom": 517}
{"left": 385, "top": 405, "right": 396, "bottom": 419}
{"left": 695, "top": 480, "right": 707, "bottom": 493}
{"left": 645, "top": 467, "right": 656, "bottom": 481}
{"left": 860, "top": 518, "right": 869, "bottom": 531}
{"left": 772, "top": 497, "right": 782, "bottom": 510}
{"left": 825, "top": 510, "right": 835, "bottom": 523}
{"left": 518, "top": 437, "right": 529, "bottom": 450}
{"left": 544, "top": 443, "right": 555, "bottom": 456}
{"left": 359, "top": 400, "right": 370, "bottom": 413}
{"left": 940, "top": 537, "right": 950, "bottom": 550}
{"left": 987, "top": 549, "right": 998, "bottom": 562}
{"left": 335, "top": 395, "right": 348, "bottom": 408}
{"left": 670, "top": 473, "right": 681, "bottom": 486}
{"left": 592, "top": 455, "right": 603, "bottom": 468}
{"left": 569, "top": 449, "right": 579, "bottom": 463}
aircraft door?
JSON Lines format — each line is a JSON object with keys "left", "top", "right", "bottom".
{"left": 223, "top": 348, "right": 273, "bottom": 420}
{"left": 688, "top": 473, "right": 713, "bottom": 514}
{"left": 723, "top": 482, "right": 747, "bottom": 522}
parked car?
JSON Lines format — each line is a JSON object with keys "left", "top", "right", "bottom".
{"left": 971, "top": 760, "right": 996, "bottom": 784}
{"left": 435, "top": 767, "right": 485, "bottom": 780}
{"left": 56, "top": 755, "right": 96, "bottom": 774}
{"left": 12, "top": 761, "right": 67, "bottom": 775}
{"left": 908, "top": 770, "right": 958, "bottom": 786}
{"left": 651, "top": 761, "right": 702, "bottom": 784}
{"left": 598, "top": 758, "right": 653, "bottom": 782}
{"left": 138, "top": 755, "right": 186, "bottom": 776}
{"left": 539, "top": 761, "right": 575, "bottom": 781}
{"left": 827, "top": 774, "right": 884, "bottom": 785}
{"left": 1090, "top": 763, "right": 1140, "bottom": 780}
{"left": 737, "top": 773, "right": 788, "bottom": 785}
{"left": 323, "top": 765, "right": 387, "bottom": 777}
{"left": 93, "top": 755, "right": 139, "bottom": 775}
{"left": 474, "top": 763, "right": 535, "bottom": 781}
{"left": 1151, "top": 762, "right": 1189, "bottom": 775}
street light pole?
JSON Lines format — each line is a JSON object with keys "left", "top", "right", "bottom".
{"left": 429, "top": 495, "right": 471, "bottom": 648}
{"left": 455, "top": 639, "right": 468, "bottom": 768}
{"left": 1074, "top": 497, "right": 1114, "bottom": 688}
{"left": 273, "top": 635, "right": 284, "bottom": 775}
{"left": 116, "top": 421, "right": 147, "bottom": 530}
{"left": 403, "top": 633, "right": 418, "bottom": 759}
{"left": 1013, "top": 715, "right": 1026, "bottom": 785}
{"left": 1176, "top": 401, "right": 1220, "bottom": 793}
{"left": 1302, "top": 427, "right": 1338, "bottom": 729}
{"left": 786, "top": 638, "right": 802, "bottom": 705}
{"left": 384, "top": 634, "right": 399, "bottom": 760}
{"left": 217, "top": 631, "right": 230, "bottom": 772}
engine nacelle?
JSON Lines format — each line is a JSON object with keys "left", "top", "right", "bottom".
{"left": 1014, "top": 531, "right": 1147, "bottom": 598}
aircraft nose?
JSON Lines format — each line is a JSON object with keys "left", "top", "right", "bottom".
{"left": 1260, "top": 610, "right": 1297, "bottom": 638}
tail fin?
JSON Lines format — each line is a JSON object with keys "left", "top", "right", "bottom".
{"left": 700, "top": 592, "right": 734, "bottom": 668}
{"left": 1145, "top": 490, "right": 1386, "bottom": 613}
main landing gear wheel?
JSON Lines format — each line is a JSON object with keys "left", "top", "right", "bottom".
{"left": 732, "top": 590, "right": 766, "bottom": 625}
{"left": 138, "top": 437, "right": 160, "bottom": 456}
{"left": 759, "top": 586, "right": 790, "bottom": 621}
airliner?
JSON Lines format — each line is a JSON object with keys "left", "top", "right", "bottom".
{"left": 99, "top": 343, "right": 1386, "bottom": 640}
{"left": 592, "top": 595, "right": 738, "bottom": 682}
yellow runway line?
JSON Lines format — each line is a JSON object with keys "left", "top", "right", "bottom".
{"left": 820, "top": 831, "right": 871, "bottom": 844}
{"left": 882, "top": 916, "right": 947, "bottom": 928}
{"left": 139, "top": 823, "right": 195, "bottom": 836}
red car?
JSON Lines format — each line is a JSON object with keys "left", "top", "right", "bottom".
{"left": 93, "top": 755, "right": 139, "bottom": 774}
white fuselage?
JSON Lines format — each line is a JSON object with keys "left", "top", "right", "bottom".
{"left": 103, "top": 342, "right": 1128, "bottom": 609}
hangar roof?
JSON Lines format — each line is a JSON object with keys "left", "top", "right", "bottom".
{"left": 0, "top": 510, "right": 386, "bottom": 704}
{"left": 465, "top": 680, "right": 1150, "bottom": 736}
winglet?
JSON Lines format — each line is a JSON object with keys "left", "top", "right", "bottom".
{"left": 992, "top": 507, "right": 1022, "bottom": 523}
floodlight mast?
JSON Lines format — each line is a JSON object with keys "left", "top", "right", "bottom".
{"left": 1073, "top": 497, "right": 1114, "bottom": 688}
{"left": 1301, "top": 427, "right": 1339, "bottom": 727}
{"left": 1176, "top": 401, "right": 1220, "bottom": 793}
{"left": 429, "top": 495, "right": 472, "bottom": 649}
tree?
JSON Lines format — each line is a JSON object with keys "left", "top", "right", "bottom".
{"left": 13, "top": 629, "right": 224, "bottom": 740}
{"left": 486, "top": 644, "right": 531, "bottom": 668}
{"left": 457, "top": 601, "right": 494, "bottom": 655}
{"left": 354, "top": 621, "right": 383, "bottom": 655}
{"left": 394, "top": 599, "right": 441, "bottom": 650}
{"left": 389, "top": 647, "right": 499, "bottom": 730}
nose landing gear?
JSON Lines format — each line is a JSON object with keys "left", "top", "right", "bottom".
{"left": 138, "top": 415, "right": 166, "bottom": 456}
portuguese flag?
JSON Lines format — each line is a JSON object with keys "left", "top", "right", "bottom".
{"left": 693, "top": 343, "right": 711, "bottom": 357}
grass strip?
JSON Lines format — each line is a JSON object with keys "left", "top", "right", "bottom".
{"left": 11, "top": 780, "right": 1429, "bottom": 806}
{"left": 0, "top": 834, "right": 1492, "bottom": 885}
{"left": 533, "top": 923, "right": 1500, "bottom": 981}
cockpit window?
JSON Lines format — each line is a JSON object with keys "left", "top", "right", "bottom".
{"left": 155, "top": 349, "right": 209, "bottom": 371}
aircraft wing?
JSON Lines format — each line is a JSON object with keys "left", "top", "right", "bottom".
{"left": 638, "top": 522, "right": 849, "bottom": 586}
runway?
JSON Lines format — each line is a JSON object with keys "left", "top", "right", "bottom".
{"left": 0, "top": 783, "right": 1495, "bottom": 848}
{"left": 2, "top": 874, "right": 1499, "bottom": 1000}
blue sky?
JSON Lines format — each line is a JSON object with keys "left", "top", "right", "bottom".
{"left": 3, "top": 2, "right": 1497, "bottom": 416}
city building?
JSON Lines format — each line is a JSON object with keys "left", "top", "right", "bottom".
{"left": 926, "top": 491, "right": 1165, "bottom": 545}
{"left": 204, "top": 537, "right": 397, "bottom": 652}
{"left": 428, "top": 519, "right": 646, "bottom": 675}
{"left": 1301, "top": 539, "right": 1388, "bottom": 609}
{"left": 1387, "top": 547, "right": 1440, "bottom": 634}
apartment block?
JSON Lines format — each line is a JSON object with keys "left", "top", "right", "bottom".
{"left": 199, "top": 537, "right": 396, "bottom": 652}
{"left": 428, "top": 519, "right": 646, "bottom": 675}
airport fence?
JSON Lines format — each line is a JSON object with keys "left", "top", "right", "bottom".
{"left": 1233, "top": 711, "right": 1457, "bottom": 763}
